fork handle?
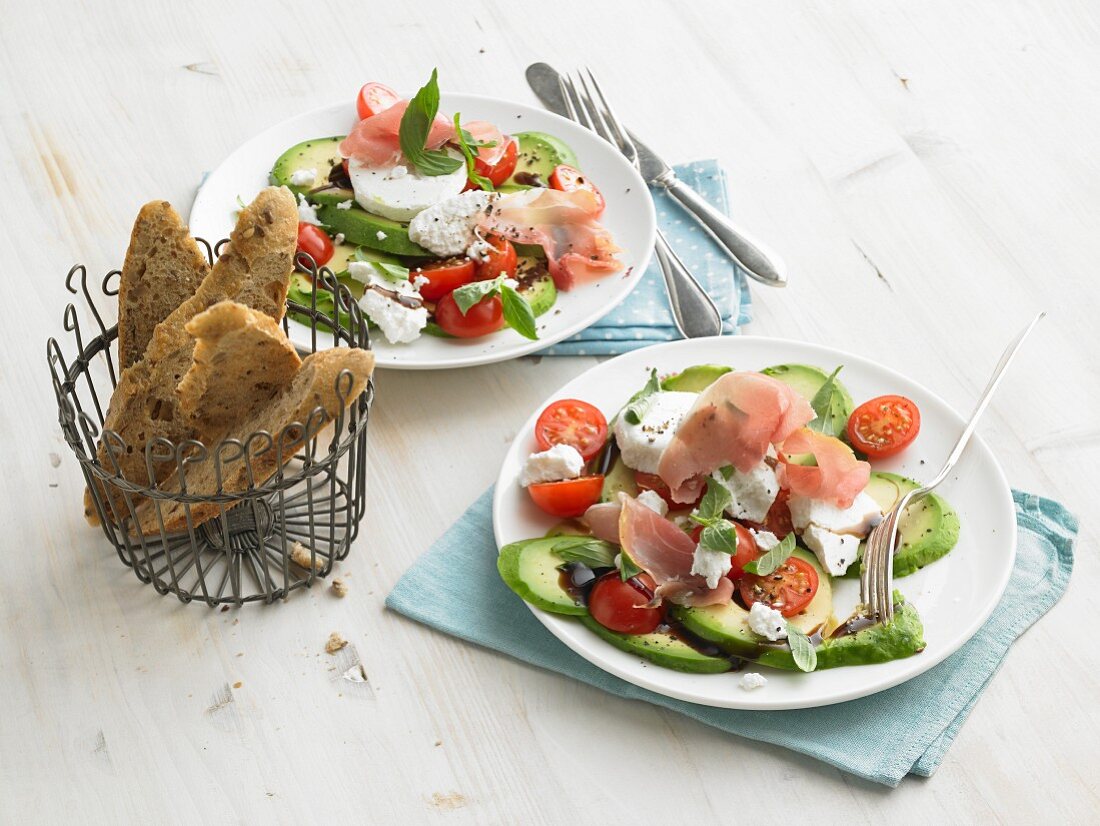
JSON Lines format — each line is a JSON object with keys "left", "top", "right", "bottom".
{"left": 657, "top": 171, "right": 788, "bottom": 288}
{"left": 653, "top": 229, "right": 724, "bottom": 339}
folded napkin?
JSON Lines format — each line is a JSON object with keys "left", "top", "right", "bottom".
{"left": 386, "top": 488, "right": 1075, "bottom": 786}
{"left": 539, "top": 160, "right": 752, "bottom": 356}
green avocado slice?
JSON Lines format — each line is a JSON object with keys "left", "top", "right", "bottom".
{"left": 497, "top": 538, "right": 587, "bottom": 616}
{"left": 578, "top": 615, "right": 732, "bottom": 674}
{"left": 661, "top": 364, "right": 734, "bottom": 392}
{"left": 761, "top": 363, "right": 854, "bottom": 439}
{"left": 500, "top": 131, "right": 580, "bottom": 190}
{"left": 315, "top": 204, "right": 431, "bottom": 258}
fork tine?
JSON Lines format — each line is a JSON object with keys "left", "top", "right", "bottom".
{"left": 576, "top": 71, "right": 614, "bottom": 144}
{"left": 584, "top": 67, "right": 638, "bottom": 165}
{"left": 557, "top": 75, "right": 581, "bottom": 123}
{"left": 558, "top": 74, "right": 593, "bottom": 130}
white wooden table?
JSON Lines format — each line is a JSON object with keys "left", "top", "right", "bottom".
{"left": 4, "top": 0, "right": 1098, "bottom": 821}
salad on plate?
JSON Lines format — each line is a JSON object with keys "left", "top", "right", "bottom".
{"left": 267, "top": 69, "right": 622, "bottom": 345}
{"left": 499, "top": 363, "right": 961, "bottom": 688}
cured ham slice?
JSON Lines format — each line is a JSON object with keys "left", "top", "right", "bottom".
{"left": 618, "top": 496, "right": 734, "bottom": 607}
{"left": 582, "top": 500, "right": 623, "bottom": 544}
{"left": 656, "top": 372, "right": 814, "bottom": 503}
{"left": 479, "top": 189, "right": 622, "bottom": 290}
{"left": 339, "top": 101, "right": 455, "bottom": 167}
{"left": 776, "top": 428, "right": 871, "bottom": 509}
{"left": 461, "top": 120, "right": 507, "bottom": 165}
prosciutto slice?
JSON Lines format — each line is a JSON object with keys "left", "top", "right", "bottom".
{"left": 618, "top": 496, "right": 733, "bottom": 607}
{"left": 461, "top": 120, "right": 508, "bottom": 165}
{"left": 479, "top": 189, "right": 622, "bottom": 290}
{"left": 582, "top": 500, "right": 623, "bottom": 544}
{"left": 776, "top": 428, "right": 871, "bottom": 509}
{"left": 339, "top": 101, "right": 455, "bottom": 167}
{"left": 656, "top": 372, "right": 815, "bottom": 503}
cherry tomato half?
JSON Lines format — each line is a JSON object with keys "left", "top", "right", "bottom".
{"left": 535, "top": 399, "right": 608, "bottom": 462}
{"left": 739, "top": 556, "right": 819, "bottom": 618}
{"left": 527, "top": 475, "right": 605, "bottom": 518}
{"left": 474, "top": 236, "right": 517, "bottom": 281}
{"left": 549, "top": 164, "right": 606, "bottom": 216}
{"left": 588, "top": 572, "right": 662, "bottom": 635}
{"left": 471, "top": 137, "right": 519, "bottom": 188}
{"left": 415, "top": 257, "right": 476, "bottom": 302}
{"left": 356, "top": 82, "right": 400, "bottom": 120}
{"left": 689, "top": 521, "right": 759, "bottom": 580}
{"left": 296, "top": 223, "right": 334, "bottom": 268}
{"left": 764, "top": 487, "right": 795, "bottom": 539}
{"left": 434, "top": 291, "right": 504, "bottom": 338}
{"left": 847, "top": 395, "right": 922, "bottom": 459}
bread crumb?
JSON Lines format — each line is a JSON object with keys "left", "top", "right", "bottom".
{"left": 331, "top": 578, "right": 349, "bottom": 597}
{"left": 290, "top": 541, "right": 323, "bottom": 571}
{"left": 233, "top": 681, "right": 243, "bottom": 689}
{"left": 325, "top": 632, "right": 348, "bottom": 654}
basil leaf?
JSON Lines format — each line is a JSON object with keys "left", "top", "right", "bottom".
{"left": 699, "top": 521, "right": 738, "bottom": 555}
{"left": 622, "top": 369, "right": 661, "bottom": 424}
{"left": 454, "top": 113, "right": 495, "bottom": 191}
{"left": 501, "top": 283, "right": 538, "bottom": 340}
{"left": 398, "top": 69, "right": 463, "bottom": 177}
{"left": 808, "top": 365, "right": 843, "bottom": 434}
{"left": 452, "top": 275, "right": 504, "bottom": 315}
{"left": 743, "top": 532, "right": 796, "bottom": 576}
{"left": 786, "top": 625, "right": 818, "bottom": 672}
{"left": 551, "top": 537, "right": 617, "bottom": 569}
{"left": 618, "top": 549, "right": 644, "bottom": 582}
{"left": 718, "top": 465, "right": 735, "bottom": 480}
{"left": 692, "top": 477, "right": 731, "bottom": 525}
{"left": 370, "top": 260, "right": 410, "bottom": 283}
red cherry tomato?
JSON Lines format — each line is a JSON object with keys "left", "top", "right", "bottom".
{"left": 739, "top": 556, "right": 819, "bottom": 618}
{"left": 356, "top": 82, "right": 400, "bottom": 120}
{"left": 474, "top": 235, "right": 518, "bottom": 281}
{"left": 296, "top": 223, "right": 334, "bottom": 268}
{"left": 527, "top": 475, "right": 605, "bottom": 518}
{"left": 534, "top": 399, "right": 608, "bottom": 462}
{"left": 688, "top": 521, "right": 759, "bottom": 580}
{"left": 633, "top": 471, "right": 703, "bottom": 509}
{"left": 549, "top": 164, "right": 606, "bottom": 216}
{"left": 415, "top": 258, "right": 476, "bottom": 302}
{"left": 847, "top": 395, "right": 922, "bottom": 459}
{"left": 588, "top": 572, "right": 662, "bottom": 635}
{"left": 434, "top": 291, "right": 504, "bottom": 338}
{"left": 764, "top": 487, "right": 795, "bottom": 539}
{"left": 470, "top": 137, "right": 519, "bottom": 188}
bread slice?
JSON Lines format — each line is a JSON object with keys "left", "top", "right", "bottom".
{"left": 134, "top": 346, "right": 375, "bottom": 534}
{"left": 178, "top": 301, "right": 302, "bottom": 433}
{"left": 85, "top": 187, "right": 298, "bottom": 525}
{"left": 117, "top": 201, "right": 209, "bottom": 371}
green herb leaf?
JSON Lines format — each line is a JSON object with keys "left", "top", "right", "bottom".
{"left": 454, "top": 112, "right": 495, "bottom": 191}
{"left": 691, "top": 477, "right": 731, "bottom": 526}
{"left": 718, "top": 465, "right": 735, "bottom": 480}
{"left": 623, "top": 369, "right": 661, "bottom": 424}
{"left": 699, "top": 521, "right": 738, "bottom": 555}
{"left": 398, "top": 69, "right": 463, "bottom": 177}
{"left": 618, "top": 549, "right": 644, "bottom": 582}
{"left": 808, "top": 365, "right": 843, "bottom": 434}
{"left": 370, "top": 260, "right": 411, "bottom": 283}
{"left": 451, "top": 275, "right": 504, "bottom": 314}
{"left": 501, "top": 283, "right": 538, "bottom": 340}
{"left": 235, "top": 194, "right": 246, "bottom": 209}
{"left": 786, "top": 625, "right": 818, "bottom": 672}
{"left": 551, "top": 537, "right": 617, "bottom": 569}
{"left": 743, "top": 533, "right": 796, "bottom": 576}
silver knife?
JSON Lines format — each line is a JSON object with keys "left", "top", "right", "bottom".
{"left": 526, "top": 62, "right": 787, "bottom": 287}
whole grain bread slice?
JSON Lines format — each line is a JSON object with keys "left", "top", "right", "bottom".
{"left": 134, "top": 346, "right": 375, "bottom": 535}
{"left": 117, "top": 201, "right": 209, "bottom": 371}
{"left": 178, "top": 300, "right": 302, "bottom": 433}
{"left": 85, "top": 187, "right": 298, "bottom": 525}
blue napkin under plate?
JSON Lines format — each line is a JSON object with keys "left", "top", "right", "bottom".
{"left": 539, "top": 160, "right": 752, "bottom": 356}
{"left": 386, "top": 488, "right": 1075, "bottom": 786}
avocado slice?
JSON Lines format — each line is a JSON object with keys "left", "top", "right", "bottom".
{"left": 661, "top": 364, "right": 733, "bottom": 392}
{"left": 518, "top": 270, "right": 557, "bottom": 318}
{"left": 315, "top": 204, "right": 431, "bottom": 258}
{"left": 600, "top": 455, "right": 640, "bottom": 502}
{"left": 500, "top": 131, "right": 580, "bottom": 190}
{"left": 843, "top": 472, "right": 961, "bottom": 578}
{"left": 271, "top": 136, "right": 355, "bottom": 206}
{"left": 756, "top": 596, "right": 926, "bottom": 670}
{"left": 497, "top": 538, "right": 587, "bottom": 616}
{"left": 578, "top": 615, "right": 732, "bottom": 674}
{"left": 670, "top": 549, "right": 833, "bottom": 659}
{"left": 761, "top": 363, "right": 854, "bottom": 439}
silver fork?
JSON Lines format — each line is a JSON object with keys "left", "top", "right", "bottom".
{"left": 559, "top": 69, "right": 724, "bottom": 339}
{"left": 861, "top": 312, "right": 1045, "bottom": 621}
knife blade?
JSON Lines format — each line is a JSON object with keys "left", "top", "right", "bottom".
{"left": 525, "top": 62, "right": 671, "bottom": 182}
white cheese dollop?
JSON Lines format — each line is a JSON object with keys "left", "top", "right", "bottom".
{"left": 520, "top": 444, "right": 586, "bottom": 487}
{"left": 408, "top": 191, "right": 498, "bottom": 256}
{"left": 613, "top": 390, "right": 698, "bottom": 475}
{"left": 788, "top": 491, "right": 882, "bottom": 536}
{"left": 297, "top": 193, "right": 322, "bottom": 226}
{"left": 712, "top": 463, "right": 780, "bottom": 524}
{"left": 289, "top": 168, "right": 317, "bottom": 186}
{"left": 348, "top": 261, "right": 428, "bottom": 345}
{"left": 749, "top": 528, "right": 781, "bottom": 551}
{"left": 739, "top": 672, "right": 768, "bottom": 691}
{"left": 336, "top": 199, "right": 354, "bottom": 210}
{"left": 801, "top": 524, "right": 861, "bottom": 576}
{"left": 748, "top": 601, "right": 788, "bottom": 641}
{"left": 350, "top": 155, "right": 467, "bottom": 221}
{"left": 690, "top": 544, "right": 731, "bottom": 590}
{"left": 636, "top": 489, "right": 669, "bottom": 517}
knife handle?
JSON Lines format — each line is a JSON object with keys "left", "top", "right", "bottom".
{"left": 653, "top": 229, "right": 723, "bottom": 339}
{"left": 658, "top": 172, "right": 788, "bottom": 287}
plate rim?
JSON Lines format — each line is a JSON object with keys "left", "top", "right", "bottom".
{"left": 189, "top": 93, "right": 657, "bottom": 371}
{"left": 492, "top": 334, "right": 1017, "bottom": 710}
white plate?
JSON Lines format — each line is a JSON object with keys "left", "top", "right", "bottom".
{"left": 189, "top": 94, "right": 656, "bottom": 370}
{"left": 492, "top": 336, "right": 1016, "bottom": 710}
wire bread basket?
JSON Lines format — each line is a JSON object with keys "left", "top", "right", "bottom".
{"left": 47, "top": 241, "right": 373, "bottom": 606}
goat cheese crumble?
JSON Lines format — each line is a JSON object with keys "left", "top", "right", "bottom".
{"left": 289, "top": 168, "right": 317, "bottom": 186}
{"left": 408, "top": 191, "right": 497, "bottom": 256}
{"left": 690, "top": 544, "right": 731, "bottom": 590}
{"left": 739, "top": 672, "right": 768, "bottom": 691}
{"left": 748, "top": 601, "right": 788, "bottom": 641}
{"left": 297, "top": 193, "right": 322, "bottom": 226}
{"left": 520, "top": 444, "right": 586, "bottom": 487}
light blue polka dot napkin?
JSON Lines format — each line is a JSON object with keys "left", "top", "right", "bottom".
{"left": 386, "top": 490, "right": 1076, "bottom": 786}
{"left": 539, "top": 160, "right": 752, "bottom": 356}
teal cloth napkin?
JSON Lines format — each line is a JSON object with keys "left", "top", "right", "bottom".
{"left": 386, "top": 488, "right": 1076, "bottom": 786}
{"left": 539, "top": 160, "right": 752, "bottom": 356}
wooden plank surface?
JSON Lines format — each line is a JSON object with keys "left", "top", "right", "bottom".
{"left": 2, "top": 0, "right": 1097, "bottom": 822}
